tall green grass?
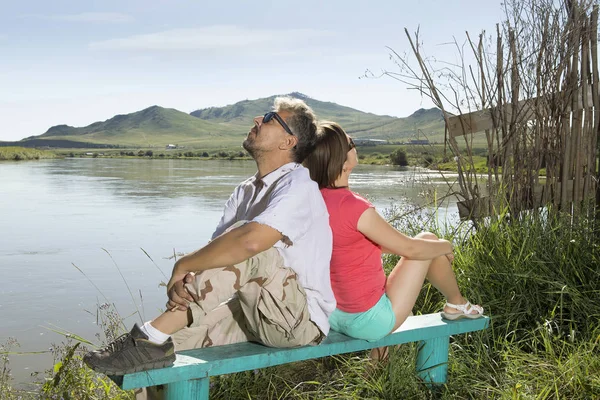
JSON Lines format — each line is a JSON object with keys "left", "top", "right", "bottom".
{"left": 211, "top": 210, "right": 600, "bottom": 399}
{"left": 1, "top": 210, "right": 599, "bottom": 398}
{"left": 0, "top": 146, "right": 57, "bottom": 161}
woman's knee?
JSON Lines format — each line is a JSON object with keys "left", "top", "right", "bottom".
{"left": 415, "top": 231, "right": 438, "bottom": 240}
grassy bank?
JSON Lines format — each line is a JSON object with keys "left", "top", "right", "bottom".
{"left": 2, "top": 209, "right": 598, "bottom": 399}
{"left": 38, "top": 143, "right": 472, "bottom": 169}
{"left": 51, "top": 144, "right": 448, "bottom": 167}
{"left": 0, "top": 147, "right": 57, "bottom": 161}
{"left": 2, "top": 142, "right": 485, "bottom": 170}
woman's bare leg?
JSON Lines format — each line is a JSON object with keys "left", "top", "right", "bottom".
{"left": 385, "top": 232, "right": 478, "bottom": 331}
{"left": 385, "top": 257, "right": 433, "bottom": 330}
{"left": 416, "top": 232, "right": 465, "bottom": 311}
{"left": 369, "top": 346, "right": 389, "bottom": 360}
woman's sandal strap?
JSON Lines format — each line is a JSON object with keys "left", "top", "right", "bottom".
{"left": 445, "top": 301, "right": 483, "bottom": 315}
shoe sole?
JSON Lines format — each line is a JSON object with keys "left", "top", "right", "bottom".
{"left": 85, "top": 354, "right": 176, "bottom": 376}
{"left": 441, "top": 312, "right": 485, "bottom": 321}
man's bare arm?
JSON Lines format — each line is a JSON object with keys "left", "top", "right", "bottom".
{"left": 166, "top": 222, "right": 282, "bottom": 310}
{"left": 173, "top": 222, "right": 282, "bottom": 277}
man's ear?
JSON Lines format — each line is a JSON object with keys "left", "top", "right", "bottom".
{"left": 280, "top": 135, "right": 298, "bottom": 150}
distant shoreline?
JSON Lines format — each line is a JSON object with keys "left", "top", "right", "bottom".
{"left": 1, "top": 145, "right": 476, "bottom": 172}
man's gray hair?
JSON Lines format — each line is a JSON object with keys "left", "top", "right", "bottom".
{"left": 274, "top": 96, "right": 318, "bottom": 163}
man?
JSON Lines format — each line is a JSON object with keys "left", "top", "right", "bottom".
{"left": 84, "top": 96, "right": 335, "bottom": 376}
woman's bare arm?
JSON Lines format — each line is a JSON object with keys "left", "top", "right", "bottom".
{"left": 357, "top": 208, "right": 452, "bottom": 259}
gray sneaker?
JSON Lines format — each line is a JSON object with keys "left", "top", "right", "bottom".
{"left": 83, "top": 323, "right": 176, "bottom": 375}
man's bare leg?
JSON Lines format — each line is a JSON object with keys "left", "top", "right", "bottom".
{"left": 150, "top": 308, "right": 192, "bottom": 335}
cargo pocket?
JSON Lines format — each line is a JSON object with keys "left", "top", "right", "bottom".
{"left": 253, "top": 268, "right": 310, "bottom": 347}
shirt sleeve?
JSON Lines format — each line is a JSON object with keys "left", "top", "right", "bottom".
{"left": 211, "top": 190, "right": 239, "bottom": 239}
{"left": 341, "top": 192, "right": 374, "bottom": 231}
{"left": 252, "top": 178, "right": 313, "bottom": 245}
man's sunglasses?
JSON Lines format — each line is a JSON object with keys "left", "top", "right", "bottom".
{"left": 263, "top": 112, "right": 294, "bottom": 136}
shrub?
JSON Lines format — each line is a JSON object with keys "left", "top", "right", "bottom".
{"left": 0, "top": 147, "right": 56, "bottom": 161}
{"left": 390, "top": 148, "right": 408, "bottom": 166}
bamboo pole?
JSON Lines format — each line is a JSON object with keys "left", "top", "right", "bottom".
{"left": 571, "top": 7, "right": 583, "bottom": 215}
{"left": 497, "top": 24, "right": 506, "bottom": 210}
{"left": 508, "top": 28, "right": 521, "bottom": 212}
{"left": 581, "top": 16, "right": 591, "bottom": 208}
{"left": 478, "top": 33, "right": 497, "bottom": 215}
{"left": 590, "top": 5, "right": 600, "bottom": 211}
{"left": 560, "top": 3, "right": 577, "bottom": 211}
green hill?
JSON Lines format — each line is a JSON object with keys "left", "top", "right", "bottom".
{"left": 352, "top": 107, "right": 445, "bottom": 141}
{"left": 8, "top": 93, "right": 444, "bottom": 149}
{"left": 21, "top": 106, "right": 245, "bottom": 148}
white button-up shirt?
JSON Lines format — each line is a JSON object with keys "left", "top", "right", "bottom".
{"left": 212, "top": 162, "right": 335, "bottom": 334}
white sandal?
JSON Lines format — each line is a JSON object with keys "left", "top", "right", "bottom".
{"left": 441, "top": 301, "right": 484, "bottom": 320}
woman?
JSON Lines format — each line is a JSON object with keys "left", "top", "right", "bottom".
{"left": 303, "top": 122, "right": 483, "bottom": 346}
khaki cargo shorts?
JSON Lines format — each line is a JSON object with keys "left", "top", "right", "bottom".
{"left": 172, "top": 246, "right": 323, "bottom": 351}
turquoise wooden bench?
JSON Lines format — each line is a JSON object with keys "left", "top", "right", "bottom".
{"left": 111, "top": 313, "right": 489, "bottom": 399}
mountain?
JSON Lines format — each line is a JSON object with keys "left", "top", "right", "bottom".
{"left": 192, "top": 92, "right": 444, "bottom": 142}
{"left": 9, "top": 93, "right": 444, "bottom": 149}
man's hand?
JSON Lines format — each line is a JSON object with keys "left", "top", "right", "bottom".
{"left": 166, "top": 272, "right": 197, "bottom": 312}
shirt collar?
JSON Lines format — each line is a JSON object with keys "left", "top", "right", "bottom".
{"left": 253, "top": 162, "right": 300, "bottom": 188}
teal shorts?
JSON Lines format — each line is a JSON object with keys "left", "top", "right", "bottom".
{"left": 329, "top": 293, "right": 396, "bottom": 342}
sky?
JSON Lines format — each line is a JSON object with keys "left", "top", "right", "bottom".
{"left": 0, "top": 0, "right": 505, "bottom": 141}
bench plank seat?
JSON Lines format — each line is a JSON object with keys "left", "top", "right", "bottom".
{"left": 114, "top": 312, "right": 489, "bottom": 397}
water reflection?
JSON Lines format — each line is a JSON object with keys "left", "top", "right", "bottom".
{"left": 42, "top": 158, "right": 256, "bottom": 208}
{"left": 35, "top": 158, "right": 461, "bottom": 212}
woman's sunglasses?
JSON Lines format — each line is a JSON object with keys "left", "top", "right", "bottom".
{"left": 263, "top": 112, "right": 294, "bottom": 136}
{"left": 348, "top": 137, "right": 356, "bottom": 150}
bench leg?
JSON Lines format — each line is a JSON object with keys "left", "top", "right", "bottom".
{"left": 415, "top": 336, "right": 449, "bottom": 385}
{"left": 165, "top": 377, "right": 209, "bottom": 400}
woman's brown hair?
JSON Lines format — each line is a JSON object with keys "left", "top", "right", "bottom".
{"left": 303, "top": 121, "right": 353, "bottom": 189}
